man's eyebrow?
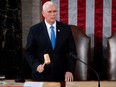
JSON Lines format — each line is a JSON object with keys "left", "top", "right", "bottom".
{"left": 47, "top": 10, "right": 57, "bottom": 12}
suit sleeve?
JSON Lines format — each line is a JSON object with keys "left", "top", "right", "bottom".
{"left": 25, "top": 27, "right": 40, "bottom": 73}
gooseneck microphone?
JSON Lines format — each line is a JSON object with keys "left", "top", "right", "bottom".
{"left": 69, "top": 52, "right": 100, "bottom": 87}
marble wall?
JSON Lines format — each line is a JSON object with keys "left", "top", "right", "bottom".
{"left": 21, "top": 0, "right": 42, "bottom": 78}
{"left": 0, "top": 0, "right": 22, "bottom": 78}
{"left": 0, "top": 0, "right": 42, "bottom": 79}
{"left": 22, "top": 0, "right": 41, "bottom": 48}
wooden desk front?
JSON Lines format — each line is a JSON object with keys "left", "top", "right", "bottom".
{"left": 1, "top": 80, "right": 116, "bottom": 87}
{"left": 66, "top": 81, "right": 116, "bottom": 87}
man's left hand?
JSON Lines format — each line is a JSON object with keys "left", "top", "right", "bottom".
{"left": 65, "top": 72, "right": 74, "bottom": 82}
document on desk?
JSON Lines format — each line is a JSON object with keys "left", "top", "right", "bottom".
{"left": 24, "top": 82, "right": 61, "bottom": 87}
{"left": 24, "top": 82, "right": 44, "bottom": 87}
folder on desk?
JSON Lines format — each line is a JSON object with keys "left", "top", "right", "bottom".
{"left": 24, "top": 82, "right": 61, "bottom": 87}
{"left": 24, "top": 82, "right": 44, "bottom": 87}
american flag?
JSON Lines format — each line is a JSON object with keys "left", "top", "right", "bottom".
{"left": 42, "top": 0, "right": 116, "bottom": 79}
{"left": 42, "top": 0, "right": 116, "bottom": 53}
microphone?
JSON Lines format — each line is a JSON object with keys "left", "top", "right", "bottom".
{"left": 69, "top": 52, "right": 100, "bottom": 87}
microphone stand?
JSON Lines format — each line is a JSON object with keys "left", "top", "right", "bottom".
{"left": 69, "top": 53, "right": 100, "bottom": 87}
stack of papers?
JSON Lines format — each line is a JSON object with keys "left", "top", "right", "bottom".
{"left": 24, "top": 82, "right": 61, "bottom": 87}
{"left": 24, "top": 82, "right": 44, "bottom": 87}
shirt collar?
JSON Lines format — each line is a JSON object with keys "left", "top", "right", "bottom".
{"left": 45, "top": 20, "right": 56, "bottom": 29}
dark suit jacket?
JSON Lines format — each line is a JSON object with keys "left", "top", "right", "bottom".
{"left": 25, "top": 21, "right": 76, "bottom": 81}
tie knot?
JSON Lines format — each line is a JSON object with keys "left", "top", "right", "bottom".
{"left": 50, "top": 26, "right": 54, "bottom": 30}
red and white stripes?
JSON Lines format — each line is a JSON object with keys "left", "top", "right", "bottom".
{"left": 42, "top": 0, "right": 116, "bottom": 56}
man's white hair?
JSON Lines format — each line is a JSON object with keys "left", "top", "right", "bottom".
{"left": 42, "top": 1, "right": 57, "bottom": 11}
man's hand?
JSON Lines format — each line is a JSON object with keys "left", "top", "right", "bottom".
{"left": 65, "top": 72, "right": 74, "bottom": 82}
{"left": 37, "top": 64, "right": 44, "bottom": 73}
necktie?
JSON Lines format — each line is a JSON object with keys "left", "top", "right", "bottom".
{"left": 50, "top": 26, "right": 56, "bottom": 49}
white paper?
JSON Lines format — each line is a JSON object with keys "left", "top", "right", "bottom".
{"left": 24, "top": 82, "right": 44, "bottom": 87}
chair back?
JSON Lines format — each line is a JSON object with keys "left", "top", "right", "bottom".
{"left": 70, "top": 25, "right": 91, "bottom": 80}
{"left": 107, "top": 31, "right": 116, "bottom": 80}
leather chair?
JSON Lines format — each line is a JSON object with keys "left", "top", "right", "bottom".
{"left": 70, "top": 25, "right": 91, "bottom": 81}
{"left": 107, "top": 31, "right": 116, "bottom": 80}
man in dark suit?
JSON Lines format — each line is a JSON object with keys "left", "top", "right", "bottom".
{"left": 25, "top": 1, "right": 76, "bottom": 82}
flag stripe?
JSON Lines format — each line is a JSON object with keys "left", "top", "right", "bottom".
{"left": 112, "top": 0, "right": 116, "bottom": 34}
{"left": 42, "top": 0, "right": 50, "bottom": 5}
{"left": 68, "top": 0, "right": 77, "bottom": 25}
{"left": 94, "top": 0, "right": 103, "bottom": 58}
{"left": 103, "top": 0, "right": 112, "bottom": 47}
{"left": 60, "top": 0, "right": 68, "bottom": 24}
{"left": 86, "top": 0, "right": 95, "bottom": 48}
{"left": 77, "top": 0, "right": 86, "bottom": 32}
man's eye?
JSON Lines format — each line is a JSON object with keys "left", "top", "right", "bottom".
{"left": 47, "top": 11, "right": 57, "bottom": 13}
{"left": 53, "top": 11, "right": 57, "bottom": 13}
{"left": 48, "top": 11, "right": 52, "bottom": 13}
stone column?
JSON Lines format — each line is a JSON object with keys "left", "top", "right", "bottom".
{"left": 32, "top": 0, "right": 42, "bottom": 25}
{"left": 22, "top": 0, "right": 42, "bottom": 48}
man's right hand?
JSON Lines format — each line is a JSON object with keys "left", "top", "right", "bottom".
{"left": 37, "top": 64, "right": 44, "bottom": 73}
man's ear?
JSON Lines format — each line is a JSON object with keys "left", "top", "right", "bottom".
{"left": 42, "top": 11, "right": 45, "bottom": 17}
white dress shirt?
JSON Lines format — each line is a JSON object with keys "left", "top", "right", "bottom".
{"left": 45, "top": 20, "right": 56, "bottom": 39}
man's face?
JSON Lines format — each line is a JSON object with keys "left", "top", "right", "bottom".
{"left": 42, "top": 4, "right": 57, "bottom": 25}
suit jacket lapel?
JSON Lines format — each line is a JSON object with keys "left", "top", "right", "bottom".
{"left": 42, "top": 21, "right": 62, "bottom": 50}
{"left": 54, "top": 21, "right": 62, "bottom": 50}
{"left": 42, "top": 22, "right": 53, "bottom": 49}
